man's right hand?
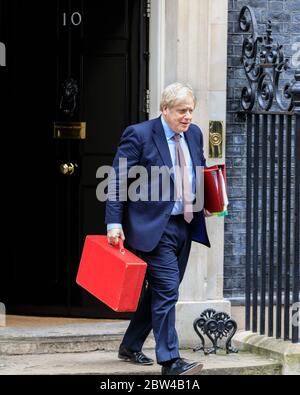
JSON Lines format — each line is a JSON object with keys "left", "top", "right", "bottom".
{"left": 107, "top": 228, "right": 125, "bottom": 245}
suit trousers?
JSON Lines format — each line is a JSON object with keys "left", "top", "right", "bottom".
{"left": 121, "top": 214, "right": 192, "bottom": 363}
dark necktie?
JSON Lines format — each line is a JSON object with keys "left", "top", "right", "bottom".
{"left": 174, "top": 133, "right": 194, "bottom": 223}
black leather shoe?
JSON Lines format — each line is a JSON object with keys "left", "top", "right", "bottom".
{"left": 118, "top": 344, "right": 154, "bottom": 365}
{"left": 161, "top": 358, "right": 203, "bottom": 375}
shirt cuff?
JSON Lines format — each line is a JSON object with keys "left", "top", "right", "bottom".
{"left": 107, "top": 223, "right": 122, "bottom": 231}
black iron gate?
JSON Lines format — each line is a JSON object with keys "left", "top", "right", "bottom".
{"left": 239, "top": 6, "right": 299, "bottom": 343}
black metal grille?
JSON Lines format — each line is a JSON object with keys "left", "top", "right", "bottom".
{"left": 239, "top": 6, "right": 300, "bottom": 343}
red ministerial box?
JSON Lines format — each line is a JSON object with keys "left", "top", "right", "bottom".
{"left": 76, "top": 236, "right": 147, "bottom": 312}
{"left": 204, "top": 164, "right": 227, "bottom": 213}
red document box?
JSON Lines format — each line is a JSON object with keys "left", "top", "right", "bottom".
{"left": 76, "top": 236, "right": 147, "bottom": 312}
{"left": 204, "top": 164, "right": 227, "bottom": 213}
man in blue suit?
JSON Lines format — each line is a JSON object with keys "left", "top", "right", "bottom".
{"left": 106, "top": 82, "right": 210, "bottom": 375}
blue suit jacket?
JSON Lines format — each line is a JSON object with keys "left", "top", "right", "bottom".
{"left": 105, "top": 117, "right": 210, "bottom": 252}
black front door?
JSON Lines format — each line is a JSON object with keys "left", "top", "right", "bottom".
{"left": 0, "top": 0, "right": 149, "bottom": 317}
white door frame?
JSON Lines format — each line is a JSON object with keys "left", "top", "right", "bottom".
{"left": 149, "top": 0, "right": 166, "bottom": 119}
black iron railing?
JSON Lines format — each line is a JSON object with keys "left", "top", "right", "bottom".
{"left": 239, "top": 6, "right": 300, "bottom": 343}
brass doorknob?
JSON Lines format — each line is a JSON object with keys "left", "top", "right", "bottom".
{"left": 60, "top": 162, "right": 77, "bottom": 175}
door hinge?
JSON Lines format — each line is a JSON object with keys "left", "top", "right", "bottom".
{"left": 145, "top": 0, "right": 151, "bottom": 18}
{"left": 144, "top": 89, "right": 150, "bottom": 114}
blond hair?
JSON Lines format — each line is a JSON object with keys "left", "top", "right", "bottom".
{"left": 160, "top": 82, "right": 196, "bottom": 111}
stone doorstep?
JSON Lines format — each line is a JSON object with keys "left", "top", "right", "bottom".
{"left": 0, "top": 349, "right": 282, "bottom": 375}
{"left": 0, "top": 335, "right": 126, "bottom": 355}
{"left": 0, "top": 321, "right": 283, "bottom": 375}
{"left": 0, "top": 333, "right": 157, "bottom": 356}
{"left": 0, "top": 321, "right": 131, "bottom": 355}
{"left": 234, "top": 331, "right": 300, "bottom": 375}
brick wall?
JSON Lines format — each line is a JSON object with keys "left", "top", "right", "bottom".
{"left": 225, "top": 0, "right": 300, "bottom": 299}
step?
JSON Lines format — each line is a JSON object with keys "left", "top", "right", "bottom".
{"left": 0, "top": 321, "right": 134, "bottom": 355}
{"left": 0, "top": 348, "right": 282, "bottom": 375}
